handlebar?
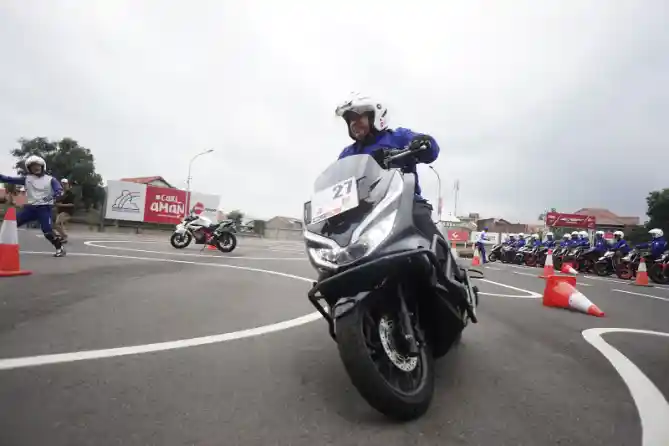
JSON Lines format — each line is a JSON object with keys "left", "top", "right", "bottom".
{"left": 382, "top": 145, "right": 427, "bottom": 168}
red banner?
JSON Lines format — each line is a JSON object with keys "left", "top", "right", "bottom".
{"left": 545, "top": 212, "right": 596, "bottom": 229}
{"left": 144, "top": 185, "right": 188, "bottom": 225}
{"left": 447, "top": 230, "right": 469, "bottom": 241}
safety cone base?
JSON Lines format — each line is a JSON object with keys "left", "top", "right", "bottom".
{"left": 630, "top": 281, "right": 653, "bottom": 287}
{"left": 0, "top": 269, "right": 33, "bottom": 277}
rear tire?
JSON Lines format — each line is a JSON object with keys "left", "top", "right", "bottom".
{"left": 336, "top": 298, "right": 435, "bottom": 421}
{"left": 488, "top": 252, "right": 498, "bottom": 262}
{"left": 215, "top": 232, "right": 237, "bottom": 253}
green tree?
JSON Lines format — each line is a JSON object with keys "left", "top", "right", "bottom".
{"left": 227, "top": 209, "right": 244, "bottom": 226}
{"left": 645, "top": 188, "right": 669, "bottom": 234}
{"left": 10, "top": 137, "right": 105, "bottom": 210}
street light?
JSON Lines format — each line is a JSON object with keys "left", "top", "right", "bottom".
{"left": 428, "top": 166, "right": 442, "bottom": 222}
{"left": 185, "top": 148, "right": 214, "bottom": 214}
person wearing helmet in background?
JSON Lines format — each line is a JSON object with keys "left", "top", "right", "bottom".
{"left": 579, "top": 231, "right": 591, "bottom": 248}
{"left": 635, "top": 228, "right": 667, "bottom": 260}
{"left": 0, "top": 156, "right": 66, "bottom": 257}
{"left": 334, "top": 93, "right": 446, "bottom": 263}
{"left": 559, "top": 233, "right": 570, "bottom": 247}
{"left": 505, "top": 234, "right": 516, "bottom": 245}
{"left": 543, "top": 232, "right": 556, "bottom": 249}
{"left": 54, "top": 178, "right": 75, "bottom": 243}
{"left": 475, "top": 227, "right": 489, "bottom": 263}
{"left": 569, "top": 231, "right": 580, "bottom": 246}
{"left": 530, "top": 234, "right": 541, "bottom": 248}
{"left": 515, "top": 233, "right": 526, "bottom": 248}
{"left": 609, "top": 230, "right": 631, "bottom": 255}
{"left": 592, "top": 230, "right": 609, "bottom": 254}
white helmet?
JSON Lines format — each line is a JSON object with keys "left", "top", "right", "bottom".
{"left": 649, "top": 228, "right": 664, "bottom": 238}
{"left": 595, "top": 230, "right": 604, "bottom": 236}
{"left": 613, "top": 230, "right": 624, "bottom": 238}
{"left": 571, "top": 231, "right": 579, "bottom": 236}
{"left": 562, "top": 234, "right": 570, "bottom": 239}
{"left": 531, "top": 234, "right": 539, "bottom": 239}
{"left": 335, "top": 92, "right": 389, "bottom": 132}
{"left": 580, "top": 231, "right": 589, "bottom": 238}
{"left": 518, "top": 233, "right": 525, "bottom": 239}
{"left": 546, "top": 232, "right": 554, "bottom": 238}
{"left": 25, "top": 155, "right": 46, "bottom": 170}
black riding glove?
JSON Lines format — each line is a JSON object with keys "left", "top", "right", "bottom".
{"left": 408, "top": 135, "right": 432, "bottom": 153}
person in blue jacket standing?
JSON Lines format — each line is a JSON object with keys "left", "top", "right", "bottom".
{"left": 334, "top": 92, "right": 445, "bottom": 259}
{"left": 635, "top": 228, "right": 667, "bottom": 260}
{"left": 475, "top": 227, "right": 489, "bottom": 263}
{"left": 1, "top": 155, "right": 66, "bottom": 257}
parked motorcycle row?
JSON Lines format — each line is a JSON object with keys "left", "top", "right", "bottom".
{"left": 487, "top": 231, "right": 669, "bottom": 285}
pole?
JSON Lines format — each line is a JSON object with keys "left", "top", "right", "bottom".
{"left": 185, "top": 149, "right": 214, "bottom": 216}
{"left": 453, "top": 179, "right": 459, "bottom": 217}
{"left": 428, "top": 166, "right": 442, "bottom": 222}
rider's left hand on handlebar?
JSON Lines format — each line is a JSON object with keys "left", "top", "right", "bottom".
{"left": 408, "top": 135, "right": 432, "bottom": 152}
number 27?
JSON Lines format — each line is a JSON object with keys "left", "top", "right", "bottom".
{"left": 332, "top": 179, "right": 353, "bottom": 199}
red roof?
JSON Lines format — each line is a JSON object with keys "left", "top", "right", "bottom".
{"left": 573, "top": 208, "right": 640, "bottom": 227}
{"left": 120, "top": 176, "right": 175, "bottom": 188}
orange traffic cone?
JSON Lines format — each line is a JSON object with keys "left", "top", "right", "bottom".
{"left": 560, "top": 261, "right": 578, "bottom": 275}
{"left": 471, "top": 246, "right": 481, "bottom": 266}
{"left": 542, "top": 275, "right": 604, "bottom": 317}
{"left": 207, "top": 243, "right": 217, "bottom": 251}
{"left": 539, "top": 249, "right": 555, "bottom": 278}
{"left": 0, "top": 207, "right": 33, "bottom": 277}
{"left": 631, "top": 258, "right": 652, "bottom": 287}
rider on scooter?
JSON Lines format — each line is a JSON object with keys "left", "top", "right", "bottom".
{"left": 569, "top": 231, "right": 580, "bottom": 247}
{"left": 635, "top": 228, "right": 668, "bottom": 261}
{"left": 578, "top": 231, "right": 591, "bottom": 248}
{"left": 609, "top": 231, "right": 631, "bottom": 255}
{"left": 530, "top": 234, "right": 541, "bottom": 248}
{"left": 515, "top": 233, "right": 527, "bottom": 248}
{"left": 559, "top": 233, "right": 570, "bottom": 247}
{"left": 593, "top": 230, "right": 609, "bottom": 254}
{"left": 505, "top": 234, "right": 516, "bottom": 245}
{"left": 543, "top": 232, "right": 556, "bottom": 248}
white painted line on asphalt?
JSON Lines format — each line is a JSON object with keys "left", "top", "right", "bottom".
{"left": 484, "top": 266, "right": 502, "bottom": 271}
{"left": 582, "top": 275, "right": 633, "bottom": 285}
{"left": 582, "top": 328, "right": 669, "bottom": 446}
{"left": 612, "top": 289, "right": 669, "bottom": 303}
{"left": 1, "top": 251, "right": 321, "bottom": 371}
{"left": 84, "top": 240, "right": 307, "bottom": 261}
{"left": 508, "top": 271, "right": 593, "bottom": 286}
{"left": 478, "top": 279, "right": 542, "bottom": 299}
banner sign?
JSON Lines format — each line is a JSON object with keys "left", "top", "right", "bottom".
{"left": 446, "top": 230, "right": 469, "bottom": 241}
{"left": 104, "top": 180, "right": 220, "bottom": 225}
{"left": 545, "top": 212, "right": 596, "bottom": 229}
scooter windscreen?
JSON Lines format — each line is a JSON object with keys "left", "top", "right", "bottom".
{"left": 304, "top": 154, "right": 404, "bottom": 268}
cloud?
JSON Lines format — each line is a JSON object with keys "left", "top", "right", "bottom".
{"left": 1, "top": 0, "right": 667, "bottom": 222}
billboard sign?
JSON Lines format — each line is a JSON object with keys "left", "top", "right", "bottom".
{"left": 105, "top": 180, "right": 147, "bottom": 222}
{"left": 446, "top": 230, "right": 469, "bottom": 241}
{"left": 545, "top": 212, "right": 596, "bottom": 229}
{"left": 104, "top": 180, "right": 220, "bottom": 225}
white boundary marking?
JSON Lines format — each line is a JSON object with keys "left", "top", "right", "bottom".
{"left": 0, "top": 251, "right": 321, "bottom": 371}
{"left": 84, "top": 240, "right": 307, "bottom": 261}
{"left": 1, "top": 252, "right": 542, "bottom": 369}
{"left": 478, "top": 278, "right": 542, "bottom": 299}
{"left": 613, "top": 289, "right": 669, "bottom": 303}
{"left": 582, "top": 328, "right": 669, "bottom": 446}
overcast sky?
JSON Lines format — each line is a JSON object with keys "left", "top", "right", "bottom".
{"left": 1, "top": 0, "right": 667, "bottom": 222}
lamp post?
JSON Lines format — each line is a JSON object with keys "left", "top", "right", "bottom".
{"left": 428, "top": 166, "right": 442, "bottom": 222}
{"left": 185, "top": 149, "right": 214, "bottom": 215}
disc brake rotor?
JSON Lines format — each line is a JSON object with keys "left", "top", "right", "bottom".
{"left": 378, "top": 316, "right": 418, "bottom": 372}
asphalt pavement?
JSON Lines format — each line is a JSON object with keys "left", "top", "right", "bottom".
{"left": 0, "top": 230, "right": 667, "bottom": 446}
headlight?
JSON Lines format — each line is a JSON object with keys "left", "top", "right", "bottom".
{"left": 307, "top": 210, "right": 398, "bottom": 268}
